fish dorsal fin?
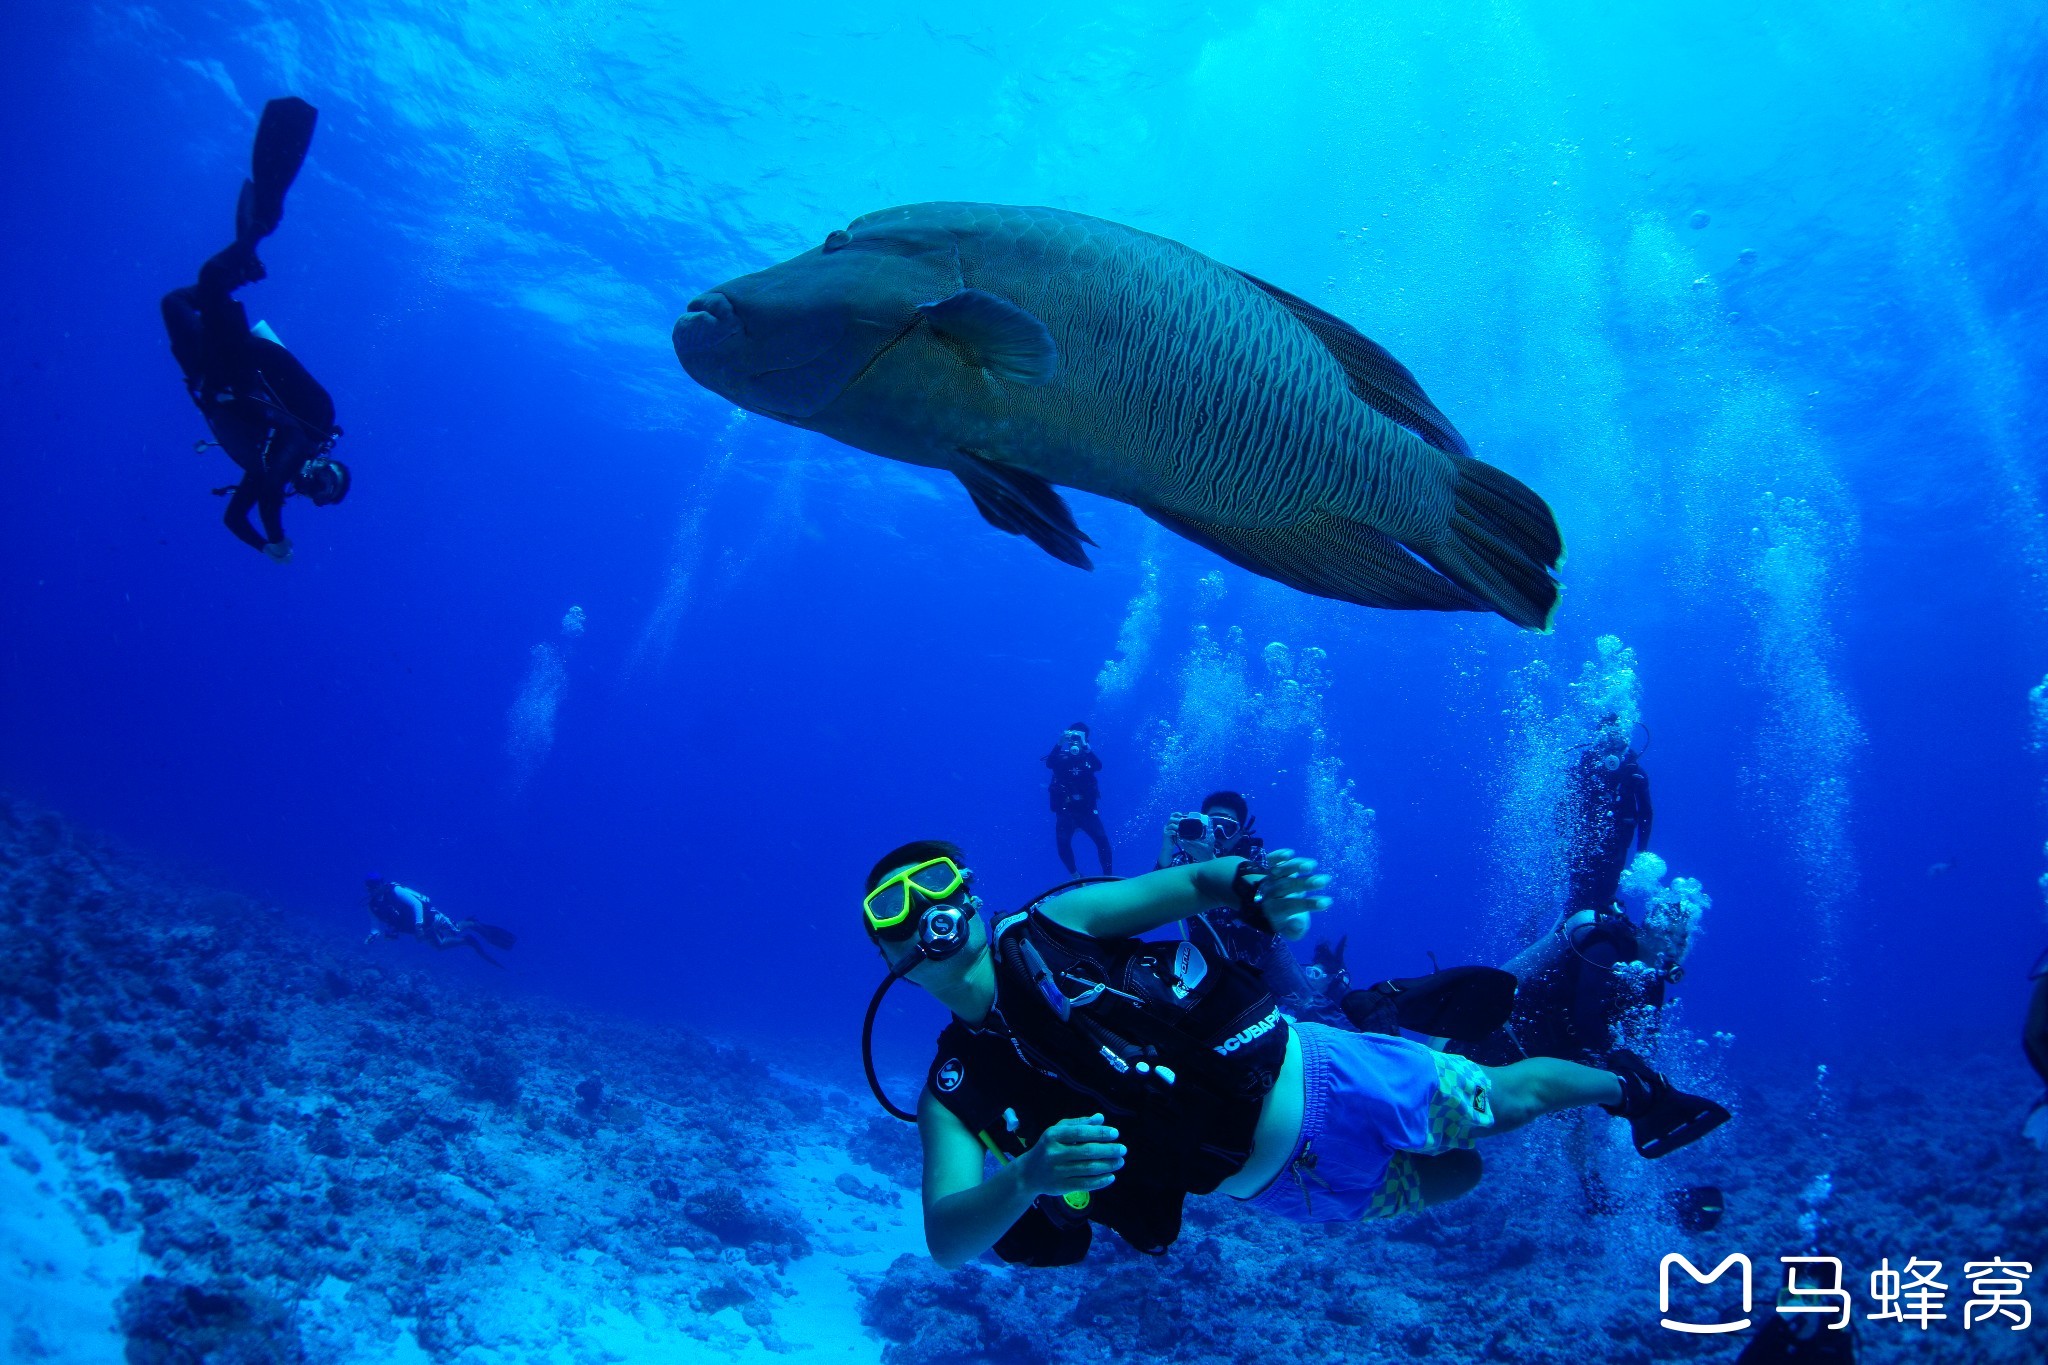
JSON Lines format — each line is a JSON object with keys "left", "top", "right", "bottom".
{"left": 954, "top": 451, "right": 1094, "bottom": 569}
{"left": 1233, "top": 269, "right": 1471, "bottom": 457}
{"left": 919, "top": 289, "right": 1058, "bottom": 386}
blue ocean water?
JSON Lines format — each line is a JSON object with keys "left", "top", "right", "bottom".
{"left": 1, "top": 2, "right": 2044, "bottom": 1361}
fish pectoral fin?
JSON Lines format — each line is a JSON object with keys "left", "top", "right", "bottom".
{"left": 918, "top": 289, "right": 1058, "bottom": 385}
{"left": 1231, "top": 268, "right": 1471, "bottom": 457}
{"left": 1145, "top": 508, "right": 1487, "bottom": 614}
{"left": 954, "top": 452, "right": 1094, "bottom": 569}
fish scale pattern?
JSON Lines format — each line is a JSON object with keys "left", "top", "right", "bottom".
{"left": 942, "top": 203, "right": 1454, "bottom": 541}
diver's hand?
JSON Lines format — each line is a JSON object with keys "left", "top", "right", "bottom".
{"left": 1159, "top": 813, "right": 1185, "bottom": 862}
{"left": 1016, "top": 1115, "right": 1125, "bottom": 1198}
{"left": 263, "top": 538, "right": 293, "bottom": 562}
{"left": 1246, "top": 850, "right": 1332, "bottom": 940}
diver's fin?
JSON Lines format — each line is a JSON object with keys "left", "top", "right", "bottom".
{"left": 1412, "top": 454, "right": 1565, "bottom": 631}
{"left": 238, "top": 97, "right": 318, "bottom": 244}
{"left": 919, "top": 289, "right": 1058, "bottom": 385}
{"left": 1360, "top": 966, "right": 1518, "bottom": 1042}
{"left": 1232, "top": 269, "right": 1470, "bottom": 456}
{"left": 2025, "top": 1094, "right": 2048, "bottom": 1151}
{"left": 1603, "top": 1050, "right": 1731, "bottom": 1160}
{"left": 470, "top": 923, "right": 517, "bottom": 951}
{"left": 1145, "top": 508, "right": 1487, "bottom": 613}
{"left": 1338, "top": 989, "right": 1402, "bottom": 1037}
{"left": 955, "top": 453, "right": 1094, "bottom": 568}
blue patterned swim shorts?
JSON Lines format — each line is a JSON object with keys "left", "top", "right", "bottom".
{"left": 1243, "top": 1021, "right": 1494, "bottom": 1223}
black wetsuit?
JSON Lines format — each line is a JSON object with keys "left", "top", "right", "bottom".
{"left": 1565, "top": 747, "right": 1653, "bottom": 912}
{"left": 163, "top": 248, "right": 335, "bottom": 552}
{"left": 1458, "top": 908, "right": 1665, "bottom": 1067}
{"left": 924, "top": 1014, "right": 1184, "bottom": 1264}
{"left": 1046, "top": 745, "right": 1112, "bottom": 875}
{"left": 160, "top": 97, "right": 336, "bottom": 554}
{"left": 927, "top": 902, "right": 1286, "bottom": 1265}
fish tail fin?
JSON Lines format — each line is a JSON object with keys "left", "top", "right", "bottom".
{"left": 1414, "top": 455, "right": 1564, "bottom": 630}
{"left": 1146, "top": 509, "right": 1489, "bottom": 614}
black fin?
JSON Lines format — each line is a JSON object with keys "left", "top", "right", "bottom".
{"left": 1370, "top": 966, "right": 1518, "bottom": 1042}
{"left": 1145, "top": 508, "right": 1486, "bottom": 613}
{"left": 1630, "top": 1091, "right": 1730, "bottom": 1160}
{"left": 919, "top": 289, "right": 1058, "bottom": 385}
{"left": 1313, "top": 935, "right": 1348, "bottom": 974}
{"left": 1412, "top": 454, "right": 1564, "bottom": 630}
{"left": 470, "top": 923, "right": 517, "bottom": 950}
{"left": 954, "top": 453, "right": 1094, "bottom": 568}
{"left": 239, "top": 97, "right": 318, "bottom": 244}
{"left": 1338, "top": 989, "right": 1402, "bottom": 1037}
{"left": 1603, "top": 1049, "right": 1731, "bottom": 1159}
{"left": 1233, "top": 269, "right": 1470, "bottom": 456}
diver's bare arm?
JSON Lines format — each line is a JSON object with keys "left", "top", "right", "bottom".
{"left": 918, "top": 1093, "right": 1125, "bottom": 1270}
{"left": 918, "top": 1089, "right": 1036, "bottom": 1270}
{"left": 1044, "top": 858, "right": 1331, "bottom": 941}
{"left": 1037, "top": 860, "right": 1245, "bottom": 940}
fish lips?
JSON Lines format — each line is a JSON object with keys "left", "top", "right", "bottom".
{"left": 674, "top": 290, "right": 815, "bottom": 416}
{"left": 673, "top": 288, "right": 908, "bottom": 422}
{"left": 672, "top": 291, "right": 741, "bottom": 355}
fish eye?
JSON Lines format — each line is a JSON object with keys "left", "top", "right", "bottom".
{"left": 822, "top": 229, "right": 852, "bottom": 253}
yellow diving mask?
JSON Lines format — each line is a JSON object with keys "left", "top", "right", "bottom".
{"left": 863, "top": 857, "right": 968, "bottom": 938}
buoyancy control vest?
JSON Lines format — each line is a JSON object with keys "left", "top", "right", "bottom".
{"left": 925, "top": 1017, "right": 1190, "bottom": 1263}
{"left": 988, "top": 900, "right": 1289, "bottom": 1195}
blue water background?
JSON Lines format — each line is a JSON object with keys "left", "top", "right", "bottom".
{"left": 2, "top": 0, "right": 2044, "bottom": 1089}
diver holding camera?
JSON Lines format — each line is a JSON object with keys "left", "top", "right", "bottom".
{"left": 1045, "top": 723, "right": 1112, "bottom": 875}
{"left": 1157, "top": 790, "right": 1515, "bottom": 1040}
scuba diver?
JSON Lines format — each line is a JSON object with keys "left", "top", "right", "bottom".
{"left": 1566, "top": 716, "right": 1653, "bottom": 913}
{"left": 1733, "top": 1285, "right": 1858, "bottom": 1363}
{"left": 1456, "top": 877, "right": 1694, "bottom": 1069}
{"left": 856, "top": 840, "right": 1732, "bottom": 1268}
{"left": 2026, "top": 945, "right": 2047, "bottom": 1150}
{"left": 161, "top": 97, "right": 349, "bottom": 559}
{"left": 1045, "top": 723, "right": 1112, "bottom": 875}
{"left": 1455, "top": 855, "right": 1711, "bottom": 1214}
{"left": 1159, "top": 790, "right": 1514, "bottom": 1040}
{"left": 363, "top": 879, "right": 516, "bottom": 966}
{"left": 1153, "top": 789, "right": 1317, "bottom": 1012}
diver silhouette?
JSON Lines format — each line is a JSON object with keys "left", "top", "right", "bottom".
{"left": 160, "top": 97, "right": 349, "bottom": 559}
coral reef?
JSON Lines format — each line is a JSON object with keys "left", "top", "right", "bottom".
{"left": 1, "top": 793, "right": 2040, "bottom": 1363}
{"left": 0, "top": 795, "right": 918, "bottom": 1362}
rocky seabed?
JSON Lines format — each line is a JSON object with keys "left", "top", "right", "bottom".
{"left": 1, "top": 794, "right": 2039, "bottom": 1364}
